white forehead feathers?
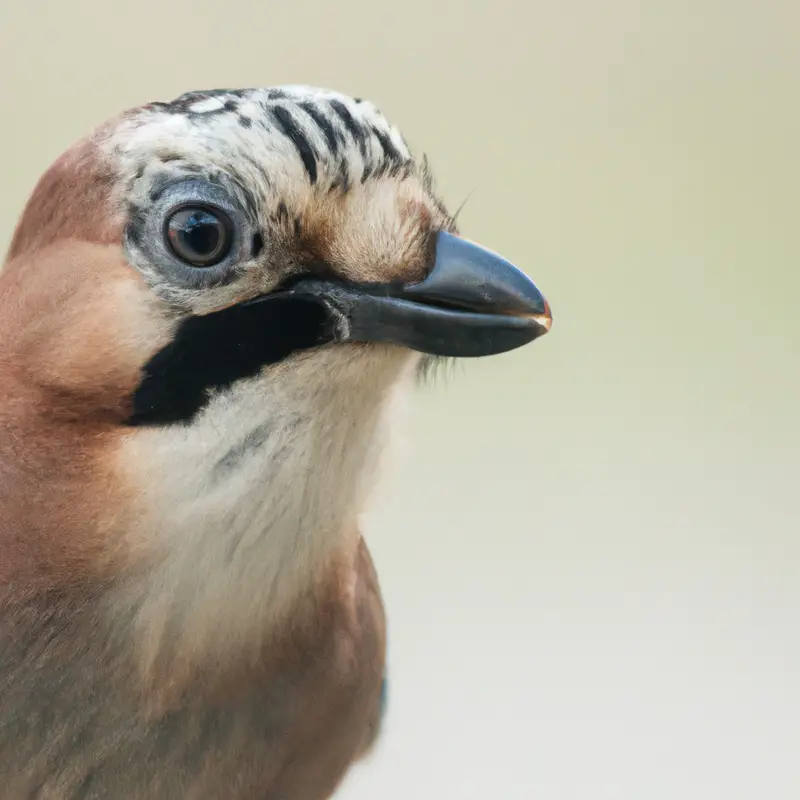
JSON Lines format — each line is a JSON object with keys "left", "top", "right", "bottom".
{"left": 107, "top": 85, "right": 415, "bottom": 215}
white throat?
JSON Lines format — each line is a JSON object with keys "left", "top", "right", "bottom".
{"left": 117, "top": 345, "right": 417, "bottom": 670}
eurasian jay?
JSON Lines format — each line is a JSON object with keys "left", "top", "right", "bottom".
{"left": 0, "top": 86, "right": 551, "bottom": 798}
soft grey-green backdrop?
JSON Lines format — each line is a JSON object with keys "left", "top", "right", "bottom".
{"left": 1, "top": 2, "right": 798, "bottom": 798}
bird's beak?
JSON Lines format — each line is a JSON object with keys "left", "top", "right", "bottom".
{"left": 249, "top": 231, "right": 552, "bottom": 358}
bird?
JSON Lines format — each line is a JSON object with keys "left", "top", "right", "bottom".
{"left": 0, "top": 85, "right": 552, "bottom": 798}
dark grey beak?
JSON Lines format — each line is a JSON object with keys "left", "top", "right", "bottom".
{"left": 257, "top": 231, "right": 552, "bottom": 358}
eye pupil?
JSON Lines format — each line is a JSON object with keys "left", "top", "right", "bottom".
{"left": 182, "top": 211, "right": 220, "bottom": 254}
{"left": 166, "top": 206, "right": 232, "bottom": 267}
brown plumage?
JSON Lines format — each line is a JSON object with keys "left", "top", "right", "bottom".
{"left": 0, "top": 86, "right": 551, "bottom": 798}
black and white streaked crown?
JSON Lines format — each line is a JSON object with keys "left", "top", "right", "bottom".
{"left": 113, "top": 86, "right": 417, "bottom": 196}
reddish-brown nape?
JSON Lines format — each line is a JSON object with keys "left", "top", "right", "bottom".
{"left": 5, "top": 125, "right": 122, "bottom": 260}
{"left": 0, "top": 133, "right": 170, "bottom": 591}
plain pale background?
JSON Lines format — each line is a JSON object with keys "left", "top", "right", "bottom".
{"left": 1, "top": 1, "right": 798, "bottom": 798}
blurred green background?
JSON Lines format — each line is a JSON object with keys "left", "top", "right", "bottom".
{"left": 1, "top": 1, "right": 798, "bottom": 798}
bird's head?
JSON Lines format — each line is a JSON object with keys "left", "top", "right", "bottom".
{"left": 0, "top": 86, "right": 551, "bottom": 657}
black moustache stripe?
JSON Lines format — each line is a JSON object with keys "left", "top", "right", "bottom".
{"left": 128, "top": 297, "right": 333, "bottom": 426}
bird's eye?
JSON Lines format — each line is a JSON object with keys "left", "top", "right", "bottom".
{"left": 165, "top": 205, "right": 233, "bottom": 267}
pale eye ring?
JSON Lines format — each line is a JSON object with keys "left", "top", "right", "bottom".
{"left": 164, "top": 204, "right": 234, "bottom": 267}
